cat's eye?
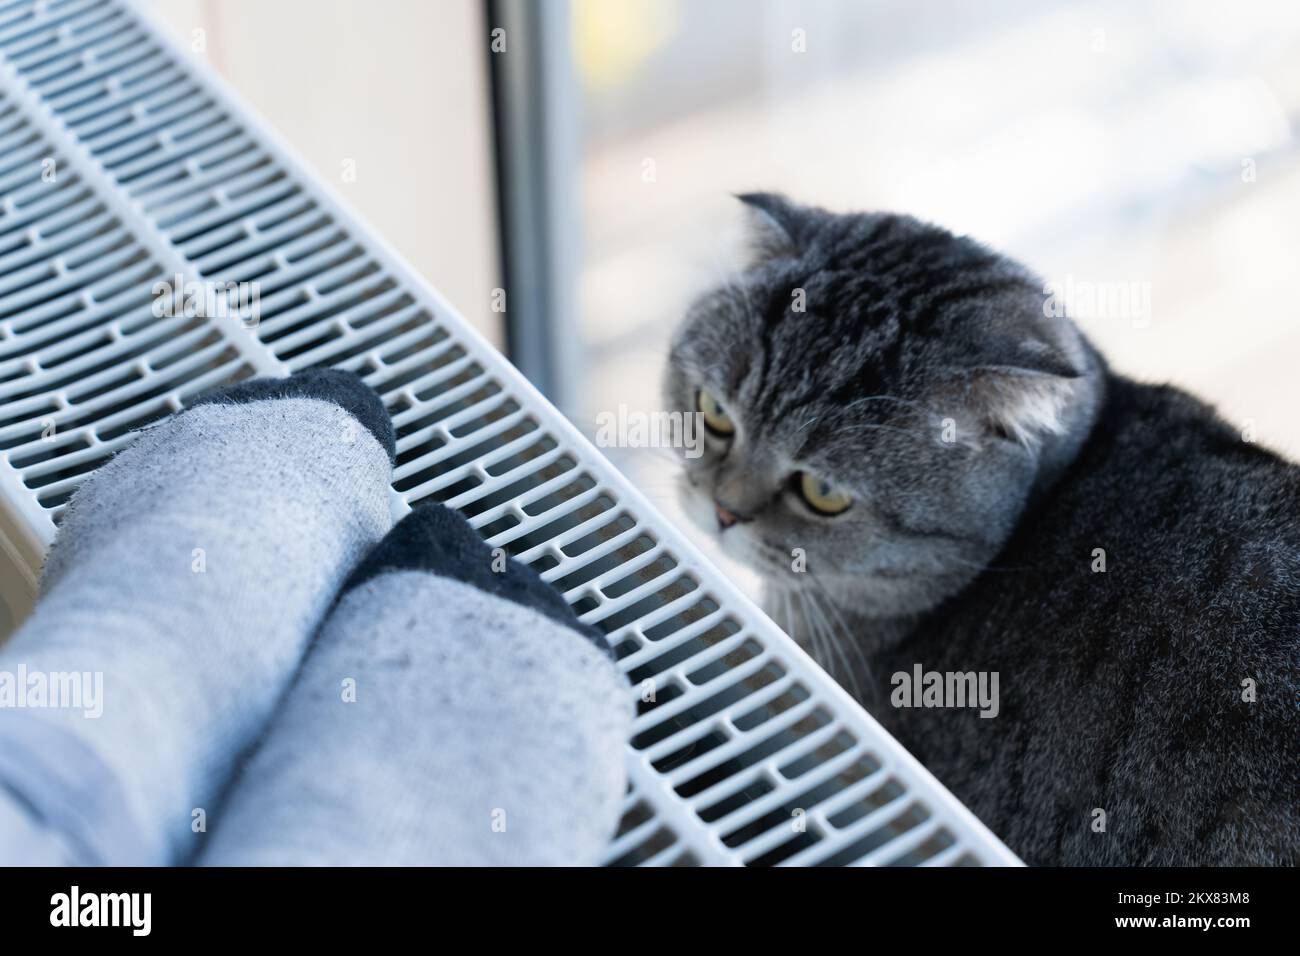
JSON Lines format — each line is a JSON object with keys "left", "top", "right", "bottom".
{"left": 798, "top": 472, "right": 853, "bottom": 516}
{"left": 696, "top": 388, "right": 736, "bottom": 436}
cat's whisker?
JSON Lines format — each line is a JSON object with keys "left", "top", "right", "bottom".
{"left": 805, "top": 587, "right": 866, "bottom": 703}
{"left": 844, "top": 393, "right": 944, "bottom": 419}
{"left": 792, "top": 588, "right": 839, "bottom": 692}
{"left": 809, "top": 576, "right": 874, "bottom": 694}
{"left": 787, "top": 589, "right": 820, "bottom": 663}
{"left": 774, "top": 588, "right": 794, "bottom": 638}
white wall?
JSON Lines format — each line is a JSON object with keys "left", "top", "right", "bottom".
{"left": 148, "top": 0, "right": 503, "bottom": 345}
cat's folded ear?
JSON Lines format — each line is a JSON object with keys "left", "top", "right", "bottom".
{"left": 950, "top": 327, "right": 1087, "bottom": 447}
{"left": 736, "top": 192, "right": 808, "bottom": 265}
{"left": 963, "top": 334, "right": 1083, "bottom": 380}
{"left": 961, "top": 366, "right": 1080, "bottom": 446}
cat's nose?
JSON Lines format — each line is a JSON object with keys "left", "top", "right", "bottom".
{"left": 715, "top": 504, "right": 749, "bottom": 530}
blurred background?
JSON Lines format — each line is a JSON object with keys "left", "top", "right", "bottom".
{"left": 151, "top": 0, "right": 1300, "bottom": 595}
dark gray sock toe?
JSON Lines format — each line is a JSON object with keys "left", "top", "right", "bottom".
{"left": 344, "top": 503, "right": 613, "bottom": 657}
{"left": 191, "top": 368, "right": 396, "bottom": 463}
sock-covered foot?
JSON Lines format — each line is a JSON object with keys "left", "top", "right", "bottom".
{"left": 198, "top": 503, "right": 632, "bottom": 867}
{"left": 0, "top": 368, "right": 395, "bottom": 866}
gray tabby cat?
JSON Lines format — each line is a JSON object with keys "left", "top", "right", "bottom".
{"left": 664, "top": 193, "right": 1298, "bottom": 866}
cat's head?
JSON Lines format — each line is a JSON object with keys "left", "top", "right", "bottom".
{"left": 665, "top": 193, "right": 1102, "bottom": 619}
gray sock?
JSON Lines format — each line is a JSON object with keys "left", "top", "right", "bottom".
{"left": 198, "top": 504, "right": 632, "bottom": 866}
{"left": 0, "top": 369, "right": 395, "bottom": 866}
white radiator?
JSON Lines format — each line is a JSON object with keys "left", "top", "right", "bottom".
{"left": 0, "top": 0, "right": 1020, "bottom": 866}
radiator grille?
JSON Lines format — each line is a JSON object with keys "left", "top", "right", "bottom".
{"left": 0, "top": 0, "right": 1019, "bottom": 867}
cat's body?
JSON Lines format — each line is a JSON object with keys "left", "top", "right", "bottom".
{"left": 666, "top": 194, "right": 1299, "bottom": 866}
{"left": 786, "top": 371, "right": 1299, "bottom": 865}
